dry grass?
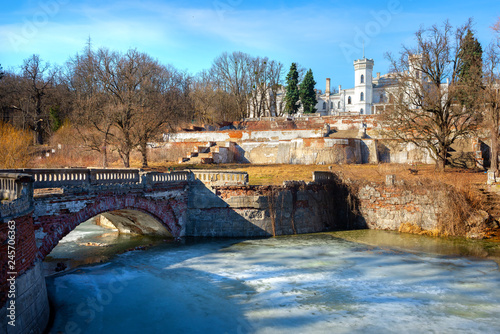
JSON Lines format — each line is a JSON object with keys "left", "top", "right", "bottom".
{"left": 142, "top": 161, "right": 488, "bottom": 188}
{"left": 398, "top": 223, "right": 440, "bottom": 237}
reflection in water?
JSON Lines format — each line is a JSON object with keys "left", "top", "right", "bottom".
{"left": 45, "top": 228, "right": 500, "bottom": 333}
{"left": 44, "top": 219, "right": 170, "bottom": 274}
{"left": 330, "top": 230, "right": 500, "bottom": 265}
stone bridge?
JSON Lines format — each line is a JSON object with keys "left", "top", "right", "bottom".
{"left": 0, "top": 168, "right": 347, "bottom": 334}
{"left": 0, "top": 168, "right": 249, "bottom": 260}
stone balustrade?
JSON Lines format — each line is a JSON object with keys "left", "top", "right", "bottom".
{"left": 312, "top": 171, "right": 337, "bottom": 183}
{"left": 0, "top": 173, "right": 34, "bottom": 218}
{"left": 0, "top": 168, "right": 142, "bottom": 189}
{"left": 89, "top": 169, "right": 141, "bottom": 186}
{"left": 0, "top": 168, "right": 249, "bottom": 197}
{"left": 1, "top": 168, "right": 249, "bottom": 219}
{"left": 0, "top": 168, "right": 195, "bottom": 192}
{"left": 191, "top": 170, "right": 249, "bottom": 186}
{"left": 145, "top": 171, "right": 193, "bottom": 185}
{"left": 1, "top": 174, "right": 19, "bottom": 201}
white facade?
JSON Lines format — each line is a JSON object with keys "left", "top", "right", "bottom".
{"left": 248, "top": 57, "right": 398, "bottom": 118}
{"left": 314, "top": 57, "right": 396, "bottom": 116}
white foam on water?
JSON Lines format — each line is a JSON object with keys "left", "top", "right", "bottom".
{"left": 46, "top": 235, "right": 500, "bottom": 334}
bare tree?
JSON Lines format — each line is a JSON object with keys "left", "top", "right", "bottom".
{"left": 134, "top": 64, "right": 190, "bottom": 167}
{"left": 69, "top": 43, "right": 189, "bottom": 168}
{"left": 483, "top": 19, "right": 500, "bottom": 172}
{"left": 248, "top": 57, "right": 268, "bottom": 118}
{"left": 210, "top": 51, "right": 251, "bottom": 120}
{"left": 69, "top": 41, "right": 115, "bottom": 167}
{"left": 248, "top": 57, "right": 284, "bottom": 117}
{"left": 264, "top": 60, "right": 284, "bottom": 116}
{"left": 382, "top": 20, "right": 481, "bottom": 170}
{"left": 190, "top": 71, "right": 220, "bottom": 124}
{"left": 21, "top": 55, "right": 57, "bottom": 144}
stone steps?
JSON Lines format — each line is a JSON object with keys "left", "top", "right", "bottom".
{"left": 181, "top": 142, "right": 219, "bottom": 164}
{"left": 180, "top": 141, "right": 234, "bottom": 164}
{"left": 474, "top": 186, "right": 500, "bottom": 221}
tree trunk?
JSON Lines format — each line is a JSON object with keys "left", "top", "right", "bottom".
{"left": 120, "top": 152, "right": 130, "bottom": 168}
{"left": 438, "top": 157, "right": 446, "bottom": 171}
{"left": 35, "top": 96, "right": 43, "bottom": 145}
{"left": 140, "top": 140, "right": 148, "bottom": 168}
{"left": 491, "top": 121, "right": 499, "bottom": 173}
{"left": 102, "top": 134, "right": 109, "bottom": 168}
{"left": 436, "top": 145, "right": 447, "bottom": 171}
{"left": 102, "top": 147, "right": 108, "bottom": 168}
{"left": 34, "top": 119, "right": 43, "bottom": 145}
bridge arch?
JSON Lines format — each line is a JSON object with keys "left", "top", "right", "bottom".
{"left": 34, "top": 192, "right": 186, "bottom": 260}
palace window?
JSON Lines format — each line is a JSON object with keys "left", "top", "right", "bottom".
{"left": 360, "top": 92, "right": 364, "bottom": 101}
{"left": 360, "top": 74, "right": 364, "bottom": 84}
{"left": 323, "top": 102, "right": 326, "bottom": 110}
{"left": 331, "top": 102, "right": 333, "bottom": 109}
{"left": 348, "top": 96, "right": 351, "bottom": 104}
{"left": 380, "top": 94, "right": 384, "bottom": 102}
{"left": 338, "top": 101, "right": 341, "bottom": 109}
{"left": 360, "top": 108, "right": 364, "bottom": 114}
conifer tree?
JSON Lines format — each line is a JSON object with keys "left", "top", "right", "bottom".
{"left": 299, "top": 69, "right": 317, "bottom": 114}
{"left": 284, "top": 63, "right": 299, "bottom": 114}
{"left": 457, "top": 29, "right": 483, "bottom": 112}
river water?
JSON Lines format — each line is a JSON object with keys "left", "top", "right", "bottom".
{"left": 45, "top": 222, "right": 500, "bottom": 333}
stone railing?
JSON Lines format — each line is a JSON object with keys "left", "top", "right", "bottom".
{"left": 89, "top": 169, "right": 141, "bottom": 186}
{"left": 144, "top": 171, "right": 194, "bottom": 185}
{"left": 0, "top": 168, "right": 197, "bottom": 193}
{"left": 312, "top": 171, "right": 337, "bottom": 183}
{"left": 0, "top": 173, "right": 34, "bottom": 219}
{"left": 0, "top": 168, "right": 142, "bottom": 189}
{"left": 0, "top": 168, "right": 250, "bottom": 191}
{"left": 191, "top": 170, "right": 249, "bottom": 186}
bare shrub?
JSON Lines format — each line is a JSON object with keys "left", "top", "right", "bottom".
{"left": 0, "top": 122, "right": 33, "bottom": 168}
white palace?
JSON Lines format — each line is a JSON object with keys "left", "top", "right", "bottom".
{"left": 250, "top": 57, "right": 398, "bottom": 118}
{"left": 314, "top": 57, "right": 396, "bottom": 116}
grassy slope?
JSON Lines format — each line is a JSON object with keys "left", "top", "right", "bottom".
{"left": 143, "top": 162, "right": 487, "bottom": 187}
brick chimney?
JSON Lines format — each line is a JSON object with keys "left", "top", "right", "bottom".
{"left": 326, "top": 78, "right": 330, "bottom": 96}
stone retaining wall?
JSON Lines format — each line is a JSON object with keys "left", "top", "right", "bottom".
{"left": 0, "top": 262, "right": 49, "bottom": 334}
{"left": 186, "top": 181, "right": 354, "bottom": 237}
{"left": 355, "top": 181, "right": 442, "bottom": 231}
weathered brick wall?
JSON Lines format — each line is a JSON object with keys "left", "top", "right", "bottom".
{"left": 355, "top": 182, "right": 442, "bottom": 231}
{"left": 0, "top": 211, "right": 37, "bottom": 305}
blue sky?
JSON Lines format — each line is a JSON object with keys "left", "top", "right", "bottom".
{"left": 0, "top": 0, "right": 498, "bottom": 90}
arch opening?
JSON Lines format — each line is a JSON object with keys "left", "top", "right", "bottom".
{"left": 43, "top": 209, "right": 173, "bottom": 274}
{"left": 97, "top": 209, "right": 173, "bottom": 237}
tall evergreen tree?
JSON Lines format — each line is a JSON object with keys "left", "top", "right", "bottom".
{"left": 284, "top": 63, "right": 299, "bottom": 114}
{"left": 457, "top": 29, "right": 483, "bottom": 111}
{"left": 299, "top": 69, "right": 317, "bottom": 114}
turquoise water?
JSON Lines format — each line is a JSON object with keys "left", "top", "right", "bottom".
{"left": 45, "top": 226, "right": 500, "bottom": 333}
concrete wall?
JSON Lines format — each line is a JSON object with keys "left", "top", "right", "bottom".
{"left": 240, "top": 138, "right": 361, "bottom": 164}
{"left": 162, "top": 116, "right": 484, "bottom": 166}
{"left": 159, "top": 122, "right": 450, "bottom": 165}
{"left": 169, "top": 129, "right": 324, "bottom": 143}
{"left": 239, "top": 115, "right": 380, "bottom": 131}
{"left": 158, "top": 136, "right": 445, "bottom": 165}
